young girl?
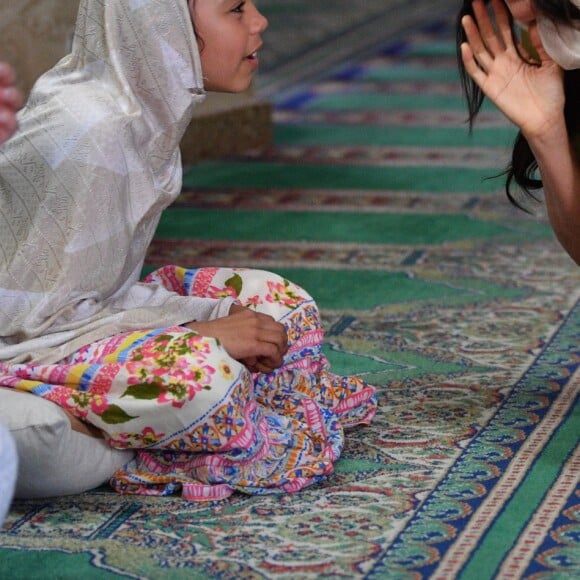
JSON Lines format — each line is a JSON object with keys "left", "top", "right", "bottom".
{"left": 457, "top": 0, "right": 580, "bottom": 264}
{"left": 0, "top": 0, "right": 377, "bottom": 501}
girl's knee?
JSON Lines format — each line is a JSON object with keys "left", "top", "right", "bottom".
{"left": 231, "top": 269, "right": 315, "bottom": 314}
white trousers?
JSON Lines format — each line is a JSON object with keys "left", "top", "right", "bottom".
{"left": 0, "top": 421, "right": 17, "bottom": 525}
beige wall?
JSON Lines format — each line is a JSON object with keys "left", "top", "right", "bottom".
{"left": 0, "top": 0, "right": 272, "bottom": 161}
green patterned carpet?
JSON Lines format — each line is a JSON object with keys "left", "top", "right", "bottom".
{"left": 2, "top": 12, "right": 579, "bottom": 580}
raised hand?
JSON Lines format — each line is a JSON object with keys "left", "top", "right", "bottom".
{"left": 460, "top": 0, "right": 565, "bottom": 140}
{"left": 185, "top": 304, "right": 289, "bottom": 374}
{"left": 0, "top": 62, "right": 21, "bottom": 145}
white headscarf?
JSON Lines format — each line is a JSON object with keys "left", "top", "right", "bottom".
{"left": 0, "top": 0, "right": 234, "bottom": 364}
{"left": 537, "top": 0, "right": 580, "bottom": 70}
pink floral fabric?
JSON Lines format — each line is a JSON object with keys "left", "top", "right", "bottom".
{"left": 0, "top": 266, "right": 377, "bottom": 500}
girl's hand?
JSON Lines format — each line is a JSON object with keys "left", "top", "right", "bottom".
{"left": 185, "top": 304, "right": 289, "bottom": 374}
{"left": 460, "top": 0, "right": 565, "bottom": 140}
{"left": 0, "top": 62, "right": 21, "bottom": 145}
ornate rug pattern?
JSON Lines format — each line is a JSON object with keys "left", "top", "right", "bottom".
{"left": 1, "top": 14, "right": 579, "bottom": 580}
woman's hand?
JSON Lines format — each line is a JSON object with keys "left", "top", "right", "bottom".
{"left": 0, "top": 62, "right": 21, "bottom": 145}
{"left": 460, "top": 0, "right": 565, "bottom": 140}
{"left": 185, "top": 304, "right": 289, "bottom": 374}
{"left": 461, "top": 0, "right": 580, "bottom": 264}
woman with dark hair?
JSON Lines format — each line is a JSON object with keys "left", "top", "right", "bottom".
{"left": 457, "top": 0, "right": 580, "bottom": 264}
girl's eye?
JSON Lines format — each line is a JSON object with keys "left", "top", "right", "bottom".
{"left": 232, "top": 2, "right": 245, "bottom": 13}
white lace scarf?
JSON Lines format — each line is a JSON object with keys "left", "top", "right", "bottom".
{"left": 0, "top": 0, "right": 235, "bottom": 364}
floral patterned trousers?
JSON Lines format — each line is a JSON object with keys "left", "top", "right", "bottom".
{"left": 0, "top": 266, "right": 377, "bottom": 500}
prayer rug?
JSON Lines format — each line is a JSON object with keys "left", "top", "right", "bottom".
{"left": 1, "top": 11, "right": 579, "bottom": 580}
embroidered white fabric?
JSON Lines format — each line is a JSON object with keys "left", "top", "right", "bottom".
{"left": 0, "top": 0, "right": 234, "bottom": 364}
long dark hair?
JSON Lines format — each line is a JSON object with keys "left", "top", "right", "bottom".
{"left": 456, "top": 0, "right": 580, "bottom": 210}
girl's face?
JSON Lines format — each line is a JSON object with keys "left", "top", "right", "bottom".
{"left": 189, "top": 0, "right": 268, "bottom": 93}
{"left": 503, "top": 0, "right": 536, "bottom": 25}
